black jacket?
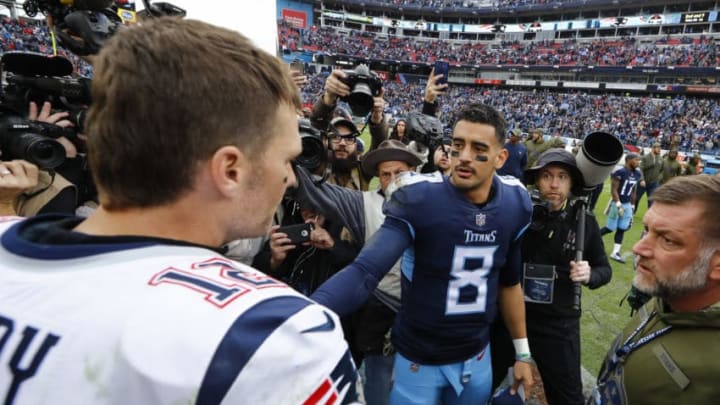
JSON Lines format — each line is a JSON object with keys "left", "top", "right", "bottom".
{"left": 521, "top": 199, "right": 612, "bottom": 318}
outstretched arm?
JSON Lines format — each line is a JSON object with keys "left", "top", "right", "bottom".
{"left": 311, "top": 216, "right": 412, "bottom": 316}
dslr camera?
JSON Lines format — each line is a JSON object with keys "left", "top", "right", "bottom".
{"left": 340, "top": 64, "right": 382, "bottom": 117}
{"left": 0, "top": 52, "right": 90, "bottom": 169}
{"left": 295, "top": 118, "right": 326, "bottom": 173}
{"left": 405, "top": 112, "right": 444, "bottom": 150}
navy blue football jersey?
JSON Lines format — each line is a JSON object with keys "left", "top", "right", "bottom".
{"left": 612, "top": 167, "right": 642, "bottom": 203}
{"left": 385, "top": 173, "right": 531, "bottom": 364}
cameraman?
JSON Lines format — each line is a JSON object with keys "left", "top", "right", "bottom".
{"left": 492, "top": 149, "right": 612, "bottom": 405}
{"left": 311, "top": 69, "right": 387, "bottom": 191}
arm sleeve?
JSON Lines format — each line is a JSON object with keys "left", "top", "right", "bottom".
{"left": 310, "top": 97, "right": 336, "bottom": 130}
{"left": 421, "top": 101, "right": 437, "bottom": 116}
{"left": 585, "top": 214, "right": 613, "bottom": 289}
{"left": 310, "top": 216, "right": 413, "bottom": 316}
{"left": 292, "top": 166, "right": 366, "bottom": 243}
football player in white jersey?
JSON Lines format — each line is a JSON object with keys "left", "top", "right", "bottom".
{"left": 0, "top": 18, "right": 357, "bottom": 405}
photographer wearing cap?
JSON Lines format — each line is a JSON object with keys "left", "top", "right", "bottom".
{"left": 492, "top": 149, "right": 611, "bottom": 404}
{"left": 311, "top": 69, "right": 388, "bottom": 191}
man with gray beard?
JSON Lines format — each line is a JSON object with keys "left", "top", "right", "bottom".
{"left": 592, "top": 175, "right": 720, "bottom": 405}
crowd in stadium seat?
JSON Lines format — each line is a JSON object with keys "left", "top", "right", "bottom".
{"left": 300, "top": 70, "right": 719, "bottom": 154}
{"left": 0, "top": 15, "right": 93, "bottom": 77}
{"left": 281, "top": 23, "right": 719, "bottom": 68}
{"left": 332, "top": 0, "right": 592, "bottom": 11}
{"left": 1, "top": 13, "right": 717, "bottom": 154}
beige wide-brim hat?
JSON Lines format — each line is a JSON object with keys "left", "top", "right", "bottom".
{"left": 361, "top": 139, "right": 423, "bottom": 176}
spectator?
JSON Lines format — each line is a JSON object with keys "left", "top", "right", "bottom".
{"left": 661, "top": 148, "right": 682, "bottom": 184}
{"left": 638, "top": 142, "right": 664, "bottom": 210}
{"left": 497, "top": 128, "right": 527, "bottom": 180}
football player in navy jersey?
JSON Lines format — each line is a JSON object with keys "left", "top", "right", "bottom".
{"left": 601, "top": 153, "right": 642, "bottom": 263}
{"left": 312, "top": 104, "right": 534, "bottom": 405}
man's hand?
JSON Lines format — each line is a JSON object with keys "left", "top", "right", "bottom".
{"left": 370, "top": 88, "right": 386, "bottom": 124}
{"left": 570, "top": 260, "right": 591, "bottom": 285}
{"left": 307, "top": 225, "right": 335, "bottom": 250}
{"left": 424, "top": 68, "right": 448, "bottom": 104}
{"left": 510, "top": 360, "right": 534, "bottom": 396}
{"left": 322, "top": 70, "right": 350, "bottom": 106}
{"left": 289, "top": 68, "right": 308, "bottom": 89}
{"left": 29, "top": 101, "right": 77, "bottom": 158}
{"left": 0, "top": 160, "right": 40, "bottom": 215}
{"left": 268, "top": 225, "right": 296, "bottom": 270}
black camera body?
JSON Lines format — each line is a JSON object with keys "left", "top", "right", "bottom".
{"left": 405, "top": 112, "right": 444, "bottom": 150}
{"left": 528, "top": 189, "right": 553, "bottom": 231}
{"left": 340, "top": 64, "right": 382, "bottom": 117}
{"left": 0, "top": 52, "right": 90, "bottom": 169}
{"left": 295, "top": 118, "right": 327, "bottom": 173}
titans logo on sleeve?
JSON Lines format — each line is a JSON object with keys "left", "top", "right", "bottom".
{"left": 383, "top": 173, "right": 532, "bottom": 364}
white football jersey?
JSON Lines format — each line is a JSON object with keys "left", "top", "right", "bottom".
{"left": 0, "top": 216, "right": 357, "bottom": 405}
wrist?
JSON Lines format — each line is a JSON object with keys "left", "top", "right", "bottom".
{"left": 513, "top": 338, "right": 531, "bottom": 361}
{"left": 322, "top": 93, "right": 337, "bottom": 106}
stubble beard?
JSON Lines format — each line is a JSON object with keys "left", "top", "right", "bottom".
{"left": 633, "top": 246, "right": 714, "bottom": 300}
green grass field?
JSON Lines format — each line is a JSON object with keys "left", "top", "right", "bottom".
{"left": 359, "top": 128, "right": 641, "bottom": 375}
{"left": 581, "top": 181, "right": 646, "bottom": 376}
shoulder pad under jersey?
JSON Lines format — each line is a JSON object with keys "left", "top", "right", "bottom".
{"left": 385, "top": 171, "right": 444, "bottom": 201}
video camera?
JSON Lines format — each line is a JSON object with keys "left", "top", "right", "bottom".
{"left": 340, "top": 64, "right": 382, "bottom": 117}
{"left": 23, "top": 0, "right": 122, "bottom": 56}
{"left": 295, "top": 118, "right": 326, "bottom": 173}
{"left": 405, "top": 112, "right": 444, "bottom": 150}
{"left": 23, "top": 0, "right": 186, "bottom": 56}
{"left": 0, "top": 52, "right": 90, "bottom": 169}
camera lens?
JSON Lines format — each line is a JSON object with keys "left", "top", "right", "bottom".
{"left": 348, "top": 83, "right": 374, "bottom": 117}
{"left": 9, "top": 133, "right": 66, "bottom": 169}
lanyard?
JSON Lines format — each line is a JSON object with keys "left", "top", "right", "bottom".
{"left": 604, "top": 310, "right": 673, "bottom": 378}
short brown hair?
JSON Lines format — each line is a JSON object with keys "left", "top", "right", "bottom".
{"left": 87, "top": 18, "right": 300, "bottom": 210}
{"left": 651, "top": 175, "right": 720, "bottom": 242}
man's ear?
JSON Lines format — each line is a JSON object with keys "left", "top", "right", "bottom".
{"left": 494, "top": 148, "right": 509, "bottom": 170}
{"left": 709, "top": 249, "right": 720, "bottom": 282}
{"left": 208, "top": 145, "right": 248, "bottom": 198}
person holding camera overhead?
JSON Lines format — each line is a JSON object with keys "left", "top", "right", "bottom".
{"left": 492, "top": 149, "right": 612, "bottom": 405}
{"left": 310, "top": 67, "right": 388, "bottom": 191}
